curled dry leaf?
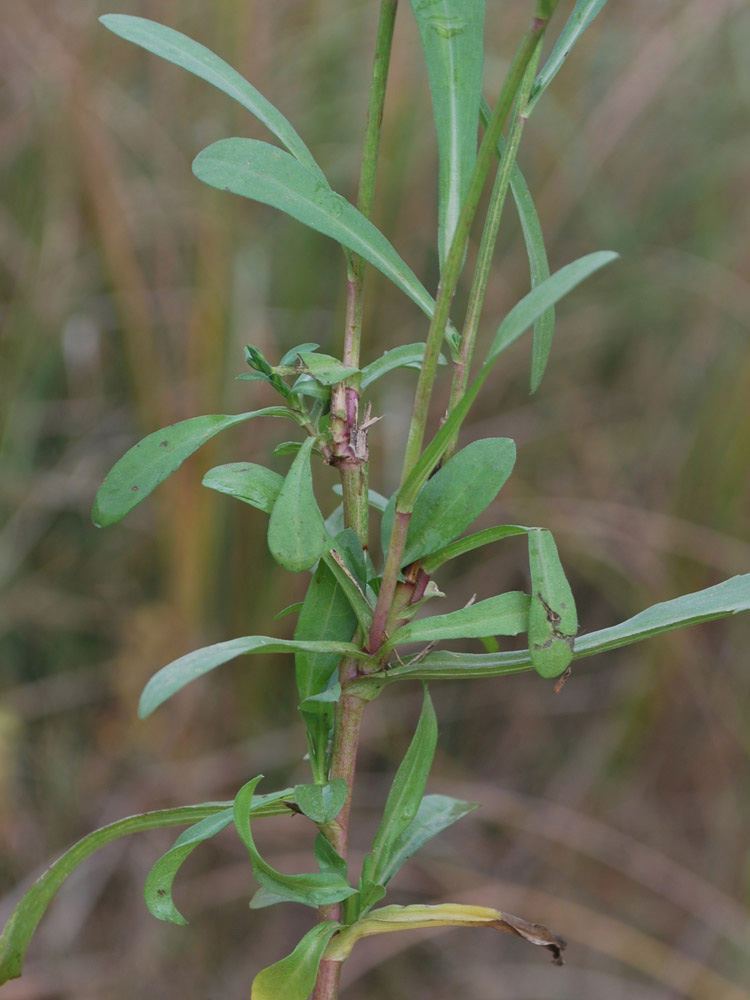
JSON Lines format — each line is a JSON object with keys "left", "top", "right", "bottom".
{"left": 499, "top": 911, "right": 567, "bottom": 966}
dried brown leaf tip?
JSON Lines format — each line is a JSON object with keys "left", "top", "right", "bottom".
{"left": 496, "top": 912, "right": 567, "bottom": 965}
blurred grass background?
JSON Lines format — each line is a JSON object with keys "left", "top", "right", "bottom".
{"left": 1, "top": 0, "right": 749, "bottom": 997}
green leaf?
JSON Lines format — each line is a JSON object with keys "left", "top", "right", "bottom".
{"left": 296, "top": 352, "right": 359, "bottom": 385}
{"left": 139, "top": 635, "right": 368, "bottom": 719}
{"left": 487, "top": 251, "right": 618, "bottom": 365}
{"left": 234, "top": 777, "right": 356, "bottom": 907}
{"left": 193, "top": 139, "right": 441, "bottom": 326}
{"left": 360, "top": 343, "right": 446, "bottom": 390}
{"left": 361, "top": 687, "right": 438, "bottom": 892}
{"left": 314, "top": 835, "right": 348, "bottom": 879}
{"left": 92, "top": 409, "right": 295, "bottom": 527}
{"left": 268, "top": 437, "right": 327, "bottom": 572}
{"left": 0, "top": 802, "right": 239, "bottom": 985}
{"left": 382, "top": 438, "right": 516, "bottom": 562}
{"left": 510, "top": 164, "right": 554, "bottom": 393}
{"left": 331, "top": 528, "right": 367, "bottom": 589}
{"left": 320, "top": 549, "right": 372, "bottom": 634}
{"left": 525, "top": 0, "right": 611, "bottom": 116}
{"left": 202, "top": 462, "right": 283, "bottom": 513}
{"left": 385, "top": 592, "right": 530, "bottom": 649}
{"left": 280, "top": 342, "right": 320, "bottom": 366}
{"left": 379, "top": 794, "right": 479, "bottom": 885}
{"left": 398, "top": 251, "right": 618, "bottom": 510}
{"left": 290, "top": 375, "right": 331, "bottom": 402}
{"left": 300, "top": 683, "right": 341, "bottom": 706}
{"left": 275, "top": 601, "right": 304, "bottom": 621}
{"left": 478, "top": 97, "right": 556, "bottom": 393}
{"left": 527, "top": 528, "right": 577, "bottom": 679}
{"left": 249, "top": 886, "right": 291, "bottom": 910}
{"left": 272, "top": 441, "right": 303, "bottom": 458}
{"left": 379, "top": 575, "right": 750, "bottom": 681}
{"left": 98, "top": 14, "right": 326, "bottom": 180}
{"left": 573, "top": 573, "right": 750, "bottom": 658}
{"left": 357, "top": 879, "right": 387, "bottom": 914}
{"left": 408, "top": 0, "right": 485, "bottom": 270}
{"left": 295, "top": 562, "right": 358, "bottom": 703}
{"left": 144, "top": 810, "right": 233, "bottom": 925}
{"left": 251, "top": 922, "right": 341, "bottom": 1000}
{"left": 294, "top": 780, "right": 348, "bottom": 824}
{"left": 143, "top": 787, "right": 293, "bottom": 925}
{"left": 295, "top": 542, "right": 369, "bottom": 780}
{"left": 422, "top": 524, "right": 530, "bottom": 574}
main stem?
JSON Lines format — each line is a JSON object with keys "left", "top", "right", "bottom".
{"left": 315, "top": 5, "right": 398, "bottom": 999}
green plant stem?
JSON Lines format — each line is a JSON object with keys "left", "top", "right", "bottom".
{"left": 445, "top": 43, "right": 542, "bottom": 460}
{"left": 312, "top": 957, "right": 342, "bottom": 1000}
{"left": 367, "top": 509, "right": 411, "bottom": 656}
{"left": 316, "top": 11, "right": 399, "bottom": 998}
{"left": 314, "top": 683, "right": 366, "bottom": 995}
{"left": 369, "top": 6, "right": 557, "bottom": 654}
{"left": 337, "top": 0, "right": 397, "bottom": 550}
{"left": 345, "top": 0, "right": 398, "bottom": 370}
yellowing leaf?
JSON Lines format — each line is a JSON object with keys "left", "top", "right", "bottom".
{"left": 324, "top": 902, "right": 565, "bottom": 965}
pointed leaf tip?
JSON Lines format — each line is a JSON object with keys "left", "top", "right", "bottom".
{"left": 92, "top": 409, "right": 293, "bottom": 527}
{"left": 98, "top": 14, "right": 325, "bottom": 178}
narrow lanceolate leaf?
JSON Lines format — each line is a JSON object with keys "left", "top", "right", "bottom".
{"left": 525, "top": 0, "right": 611, "bottom": 116}
{"left": 193, "top": 140, "right": 440, "bottom": 326}
{"left": 573, "top": 574, "right": 750, "bottom": 657}
{"left": 481, "top": 98, "right": 555, "bottom": 392}
{"left": 527, "top": 529, "right": 577, "bottom": 679}
{"left": 99, "top": 15, "right": 326, "bottom": 180}
{"left": 383, "top": 438, "right": 517, "bottom": 558}
{"left": 378, "top": 794, "right": 479, "bottom": 886}
{"left": 0, "top": 802, "right": 240, "bottom": 985}
{"left": 139, "top": 635, "right": 369, "bottom": 719}
{"left": 408, "top": 0, "right": 485, "bottom": 269}
{"left": 385, "top": 592, "right": 530, "bottom": 649}
{"left": 251, "top": 922, "right": 341, "bottom": 1000}
{"left": 324, "top": 904, "right": 565, "bottom": 965}
{"left": 234, "top": 777, "right": 356, "bottom": 907}
{"left": 379, "top": 575, "right": 750, "bottom": 682}
{"left": 360, "top": 343, "right": 446, "bottom": 390}
{"left": 267, "top": 437, "right": 327, "bottom": 572}
{"left": 293, "top": 780, "right": 348, "bottom": 824}
{"left": 361, "top": 687, "right": 437, "bottom": 894}
{"left": 202, "top": 463, "right": 283, "bottom": 513}
{"left": 487, "top": 251, "right": 618, "bottom": 364}
{"left": 398, "top": 251, "right": 619, "bottom": 507}
{"left": 144, "top": 788, "right": 293, "bottom": 925}
{"left": 92, "top": 409, "right": 294, "bottom": 527}
{"left": 422, "top": 524, "right": 531, "bottom": 574}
